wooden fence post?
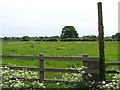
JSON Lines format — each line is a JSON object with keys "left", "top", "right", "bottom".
{"left": 82, "top": 54, "right": 100, "bottom": 82}
{"left": 98, "top": 2, "right": 105, "bottom": 81}
{"left": 82, "top": 54, "right": 89, "bottom": 82}
{"left": 39, "top": 54, "right": 44, "bottom": 83}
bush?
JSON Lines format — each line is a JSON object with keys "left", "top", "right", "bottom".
{"left": 34, "top": 38, "right": 42, "bottom": 41}
{"left": 45, "top": 38, "right": 58, "bottom": 42}
{"left": 60, "top": 38, "right": 81, "bottom": 41}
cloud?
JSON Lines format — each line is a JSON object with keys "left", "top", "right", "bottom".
{"left": 0, "top": 0, "right": 119, "bottom": 37}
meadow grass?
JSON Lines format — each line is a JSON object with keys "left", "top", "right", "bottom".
{"left": 1, "top": 41, "right": 119, "bottom": 79}
{"left": 2, "top": 41, "right": 118, "bottom": 59}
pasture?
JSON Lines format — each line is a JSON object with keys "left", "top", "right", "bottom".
{"left": 2, "top": 42, "right": 118, "bottom": 68}
{"left": 2, "top": 42, "right": 118, "bottom": 67}
{"left": 1, "top": 41, "right": 119, "bottom": 80}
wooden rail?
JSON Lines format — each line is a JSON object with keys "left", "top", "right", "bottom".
{"left": 105, "top": 62, "right": 120, "bottom": 74}
{"left": 106, "top": 62, "right": 120, "bottom": 66}
{"left": 1, "top": 54, "right": 99, "bottom": 82}
{"left": 1, "top": 55, "right": 99, "bottom": 61}
{"left": 1, "top": 55, "right": 120, "bottom": 83}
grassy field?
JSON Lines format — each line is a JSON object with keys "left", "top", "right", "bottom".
{"left": 2, "top": 41, "right": 118, "bottom": 66}
{"left": 1, "top": 41, "right": 119, "bottom": 79}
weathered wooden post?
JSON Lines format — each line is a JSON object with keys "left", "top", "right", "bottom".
{"left": 118, "top": 2, "right": 120, "bottom": 71}
{"left": 98, "top": 2, "right": 106, "bottom": 81}
{"left": 82, "top": 54, "right": 89, "bottom": 82}
{"left": 39, "top": 54, "right": 45, "bottom": 83}
{"left": 82, "top": 55, "right": 99, "bottom": 82}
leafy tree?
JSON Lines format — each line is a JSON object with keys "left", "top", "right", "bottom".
{"left": 2, "top": 36, "right": 10, "bottom": 41}
{"left": 112, "top": 33, "right": 120, "bottom": 41}
{"left": 115, "top": 33, "right": 120, "bottom": 41}
{"left": 61, "top": 26, "right": 78, "bottom": 38}
{"left": 21, "top": 36, "right": 30, "bottom": 41}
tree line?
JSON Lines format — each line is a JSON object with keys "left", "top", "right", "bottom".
{"left": 2, "top": 34, "right": 120, "bottom": 42}
{"left": 1, "top": 26, "right": 120, "bottom": 41}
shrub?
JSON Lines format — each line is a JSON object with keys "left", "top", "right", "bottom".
{"left": 60, "top": 38, "right": 81, "bottom": 41}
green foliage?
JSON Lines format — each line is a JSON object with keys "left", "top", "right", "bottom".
{"left": 98, "top": 74, "right": 120, "bottom": 90}
{"left": 60, "top": 38, "right": 81, "bottom": 41}
{"left": 112, "top": 33, "right": 120, "bottom": 41}
{"left": 21, "top": 36, "right": 30, "bottom": 41}
{"left": 104, "top": 37, "right": 113, "bottom": 41}
{"left": 115, "top": 33, "right": 120, "bottom": 41}
{"left": 61, "top": 26, "right": 79, "bottom": 38}
{"left": 2, "top": 37, "right": 10, "bottom": 41}
{"left": 1, "top": 66, "right": 120, "bottom": 89}
{"left": 34, "top": 38, "right": 42, "bottom": 41}
{"left": 1, "top": 67, "right": 46, "bottom": 89}
{"left": 56, "top": 67, "right": 120, "bottom": 89}
{"left": 1, "top": 32, "right": 120, "bottom": 42}
{"left": 82, "top": 35, "right": 98, "bottom": 41}
{"left": 65, "top": 75, "right": 120, "bottom": 89}
{"left": 43, "top": 38, "right": 58, "bottom": 42}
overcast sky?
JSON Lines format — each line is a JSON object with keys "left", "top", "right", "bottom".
{"left": 0, "top": 0, "right": 119, "bottom": 37}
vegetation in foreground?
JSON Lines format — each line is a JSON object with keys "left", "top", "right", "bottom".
{"left": 1, "top": 66, "right": 120, "bottom": 89}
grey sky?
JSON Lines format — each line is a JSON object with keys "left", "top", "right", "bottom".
{"left": 0, "top": 0, "right": 119, "bottom": 37}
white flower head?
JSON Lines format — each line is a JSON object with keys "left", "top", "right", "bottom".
{"left": 81, "top": 71, "right": 85, "bottom": 74}
{"left": 56, "top": 82, "right": 60, "bottom": 85}
{"left": 102, "top": 81, "right": 106, "bottom": 84}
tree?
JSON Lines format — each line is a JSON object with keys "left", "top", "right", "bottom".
{"left": 21, "top": 36, "right": 30, "bottom": 41}
{"left": 2, "top": 36, "right": 10, "bottom": 41}
{"left": 60, "top": 26, "right": 78, "bottom": 38}
{"left": 112, "top": 33, "right": 120, "bottom": 41}
{"left": 115, "top": 33, "right": 120, "bottom": 41}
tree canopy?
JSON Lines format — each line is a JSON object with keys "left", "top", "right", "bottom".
{"left": 21, "top": 36, "right": 30, "bottom": 41}
{"left": 112, "top": 33, "right": 120, "bottom": 41}
{"left": 60, "top": 26, "right": 79, "bottom": 38}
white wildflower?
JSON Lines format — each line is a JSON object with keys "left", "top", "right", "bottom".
{"left": 56, "top": 82, "right": 60, "bottom": 85}
{"left": 39, "top": 83, "right": 43, "bottom": 86}
{"left": 88, "top": 74, "right": 92, "bottom": 77}
{"left": 81, "top": 71, "right": 85, "bottom": 74}
{"left": 102, "top": 81, "right": 106, "bottom": 84}
{"left": 14, "top": 84, "right": 19, "bottom": 88}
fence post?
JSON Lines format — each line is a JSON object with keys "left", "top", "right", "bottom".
{"left": 98, "top": 2, "right": 105, "bottom": 81}
{"left": 82, "top": 54, "right": 99, "bottom": 82}
{"left": 39, "top": 54, "right": 44, "bottom": 83}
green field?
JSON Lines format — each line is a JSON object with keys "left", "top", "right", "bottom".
{"left": 2, "top": 41, "right": 118, "bottom": 65}
{"left": 1, "top": 41, "right": 119, "bottom": 79}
